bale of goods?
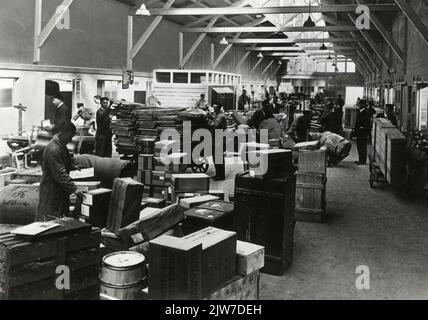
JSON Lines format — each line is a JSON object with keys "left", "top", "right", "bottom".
{"left": 100, "top": 251, "right": 147, "bottom": 300}
{"left": 73, "top": 155, "right": 131, "bottom": 188}
{"left": 0, "top": 218, "right": 101, "bottom": 300}
{"left": 234, "top": 172, "right": 296, "bottom": 275}
{"left": 0, "top": 185, "right": 39, "bottom": 225}
{"left": 320, "top": 131, "right": 352, "bottom": 163}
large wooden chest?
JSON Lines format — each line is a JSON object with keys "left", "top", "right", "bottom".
{"left": 234, "top": 172, "right": 296, "bottom": 275}
{"left": 0, "top": 220, "right": 101, "bottom": 300}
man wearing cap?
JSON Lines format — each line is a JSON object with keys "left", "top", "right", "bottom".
{"left": 36, "top": 122, "right": 85, "bottom": 221}
{"left": 52, "top": 94, "right": 72, "bottom": 134}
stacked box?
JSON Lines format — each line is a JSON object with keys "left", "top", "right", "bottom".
{"left": 155, "top": 140, "right": 179, "bottom": 157}
{"left": 111, "top": 102, "right": 139, "bottom": 156}
{"left": 372, "top": 118, "right": 406, "bottom": 186}
{"left": 138, "top": 154, "right": 154, "bottom": 171}
{"left": 149, "top": 235, "right": 203, "bottom": 300}
{"left": 234, "top": 172, "right": 296, "bottom": 275}
{"left": 180, "top": 195, "right": 220, "bottom": 209}
{"left": 183, "top": 227, "right": 237, "bottom": 296}
{"left": 0, "top": 219, "right": 101, "bottom": 300}
{"left": 295, "top": 173, "right": 327, "bottom": 223}
{"left": 181, "top": 201, "right": 235, "bottom": 235}
{"left": 78, "top": 188, "right": 112, "bottom": 228}
{"left": 141, "top": 197, "right": 166, "bottom": 209}
{"left": 106, "top": 178, "right": 144, "bottom": 233}
{"left": 171, "top": 173, "right": 210, "bottom": 202}
{"left": 236, "top": 241, "right": 265, "bottom": 276}
{"left": 298, "top": 149, "right": 327, "bottom": 175}
{"left": 248, "top": 149, "right": 294, "bottom": 179}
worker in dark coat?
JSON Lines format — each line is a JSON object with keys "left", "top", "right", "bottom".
{"left": 354, "top": 100, "right": 373, "bottom": 165}
{"left": 210, "top": 103, "right": 227, "bottom": 181}
{"left": 287, "top": 110, "right": 313, "bottom": 143}
{"left": 95, "top": 97, "right": 113, "bottom": 158}
{"left": 320, "top": 103, "right": 343, "bottom": 134}
{"left": 52, "top": 94, "right": 71, "bottom": 134}
{"left": 36, "top": 123, "right": 84, "bottom": 221}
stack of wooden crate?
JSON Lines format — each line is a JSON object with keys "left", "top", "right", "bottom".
{"left": 372, "top": 118, "right": 407, "bottom": 186}
{"left": 0, "top": 219, "right": 101, "bottom": 300}
{"left": 295, "top": 149, "right": 327, "bottom": 223}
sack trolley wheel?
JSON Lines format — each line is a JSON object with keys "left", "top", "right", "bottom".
{"left": 190, "top": 157, "right": 209, "bottom": 173}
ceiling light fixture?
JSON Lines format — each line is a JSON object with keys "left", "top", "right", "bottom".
{"left": 303, "top": 2, "right": 316, "bottom": 28}
{"left": 278, "top": 61, "right": 282, "bottom": 65}
{"left": 319, "top": 32, "right": 327, "bottom": 50}
{"left": 135, "top": 4, "right": 151, "bottom": 16}
{"left": 219, "top": 37, "right": 228, "bottom": 45}
{"left": 257, "top": 52, "right": 264, "bottom": 58}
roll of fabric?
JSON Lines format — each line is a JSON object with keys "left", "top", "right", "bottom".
{"left": 74, "top": 154, "right": 132, "bottom": 188}
{"left": 0, "top": 185, "right": 39, "bottom": 225}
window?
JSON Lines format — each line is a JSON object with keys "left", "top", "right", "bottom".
{"left": 0, "top": 78, "right": 15, "bottom": 108}
{"left": 191, "top": 73, "right": 206, "bottom": 84}
{"left": 173, "top": 72, "right": 188, "bottom": 84}
{"left": 98, "top": 80, "right": 120, "bottom": 99}
{"left": 337, "top": 62, "right": 346, "bottom": 73}
{"left": 156, "top": 72, "right": 171, "bottom": 83}
{"left": 347, "top": 62, "right": 356, "bottom": 73}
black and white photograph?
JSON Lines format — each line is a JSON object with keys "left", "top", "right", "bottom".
{"left": 0, "top": 0, "right": 427, "bottom": 305}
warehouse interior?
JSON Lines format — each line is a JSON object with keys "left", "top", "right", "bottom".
{"left": 0, "top": 0, "right": 427, "bottom": 300}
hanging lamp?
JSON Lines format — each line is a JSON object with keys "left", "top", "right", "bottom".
{"left": 303, "top": 2, "right": 316, "bottom": 27}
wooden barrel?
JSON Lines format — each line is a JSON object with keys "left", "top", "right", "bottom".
{"left": 100, "top": 251, "right": 147, "bottom": 300}
{"left": 321, "top": 131, "right": 352, "bottom": 160}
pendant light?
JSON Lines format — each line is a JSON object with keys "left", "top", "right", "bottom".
{"left": 257, "top": 52, "right": 263, "bottom": 58}
{"left": 135, "top": 4, "right": 151, "bottom": 16}
{"left": 303, "top": 2, "right": 316, "bottom": 28}
{"left": 319, "top": 33, "right": 327, "bottom": 50}
{"left": 219, "top": 37, "right": 228, "bottom": 45}
{"left": 327, "top": 51, "right": 333, "bottom": 60}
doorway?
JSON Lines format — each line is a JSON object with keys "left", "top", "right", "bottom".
{"left": 345, "top": 86, "right": 364, "bottom": 106}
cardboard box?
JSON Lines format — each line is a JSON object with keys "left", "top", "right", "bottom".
{"left": 236, "top": 241, "right": 265, "bottom": 276}
{"left": 82, "top": 188, "right": 112, "bottom": 206}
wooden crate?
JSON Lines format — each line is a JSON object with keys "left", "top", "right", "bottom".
{"left": 206, "top": 271, "right": 260, "bottom": 300}
{"left": 0, "top": 225, "right": 101, "bottom": 300}
{"left": 298, "top": 149, "right": 327, "bottom": 175}
{"left": 295, "top": 173, "right": 326, "bottom": 223}
{"left": 386, "top": 133, "right": 407, "bottom": 186}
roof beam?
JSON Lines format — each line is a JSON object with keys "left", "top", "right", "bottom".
{"left": 130, "top": 0, "right": 176, "bottom": 60}
{"left": 229, "top": 38, "right": 358, "bottom": 44}
{"left": 250, "top": 57, "right": 264, "bottom": 73}
{"left": 393, "top": 0, "right": 428, "bottom": 46}
{"left": 356, "top": 0, "right": 405, "bottom": 63}
{"left": 180, "top": 16, "right": 219, "bottom": 68}
{"left": 245, "top": 46, "right": 356, "bottom": 51}
{"left": 148, "top": 4, "right": 398, "bottom": 16}
{"left": 213, "top": 33, "right": 241, "bottom": 69}
{"left": 348, "top": 14, "right": 391, "bottom": 70}
{"left": 351, "top": 32, "right": 379, "bottom": 72}
{"left": 181, "top": 26, "right": 359, "bottom": 33}
{"left": 261, "top": 60, "right": 274, "bottom": 76}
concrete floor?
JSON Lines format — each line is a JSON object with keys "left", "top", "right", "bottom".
{"left": 209, "top": 144, "right": 428, "bottom": 300}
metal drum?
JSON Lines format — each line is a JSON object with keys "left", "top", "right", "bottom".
{"left": 100, "top": 251, "right": 147, "bottom": 300}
